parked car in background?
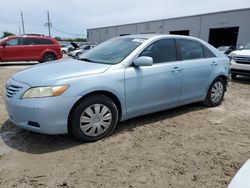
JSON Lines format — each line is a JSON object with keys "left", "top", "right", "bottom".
{"left": 229, "top": 43, "right": 250, "bottom": 79}
{"left": 228, "top": 159, "right": 250, "bottom": 188}
{"left": 68, "top": 44, "right": 96, "bottom": 59}
{"left": 217, "top": 46, "right": 236, "bottom": 54}
{"left": 60, "top": 44, "right": 69, "bottom": 54}
{"left": 0, "top": 35, "right": 62, "bottom": 63}
{"left": 4, "top": 34, "right": 230, "bottom": 142}
{"left": 60, "top": 44, "right": 75, "bottom": 54}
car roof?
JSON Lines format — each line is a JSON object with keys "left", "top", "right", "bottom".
{"left": 7, "top": 35, "right": 52, "bottom": 39}
{"left": 119, "top": 34, "right": 203, "bottom": 41}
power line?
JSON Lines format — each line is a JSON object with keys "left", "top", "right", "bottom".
{"left": 51, "top": 25, "right": 85, "bottom": 38}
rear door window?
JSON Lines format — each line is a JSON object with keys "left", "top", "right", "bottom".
{"left": 178, "top": 39, "right": 204, "bottom": 60}
{"left": 203, "top": 46, "right": 216, "bottom": 58}
{"left": 23, "top": 38, "right": 41, "bottom": 45}
{"left": 40, "top": 39, "right": 54, "bottom": 45}
{"left": 139, "top": 39, "right": 177, "bottom": 63}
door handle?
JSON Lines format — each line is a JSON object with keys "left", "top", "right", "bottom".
{"left": 211, "top": 61, "right": 218, "bottom": 66}
{"left": 172, "top": 67, "right": 181, "bottom": 73}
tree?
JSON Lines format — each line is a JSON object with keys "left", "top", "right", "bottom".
{"left": 54, "top": 36, "right": 62, "bottom": 41}
{"left": 2, "top": 31, "right": 15, "bottom": 38}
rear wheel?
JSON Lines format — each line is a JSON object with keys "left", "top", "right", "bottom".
{"left": 41, "top": 53, "right": 56, "bottom": 63}
{"left": 69, "top": 95, "right": 118, "bottom": 142}
{"left": 203, "top": 78, "right": 226, "bottom": 107}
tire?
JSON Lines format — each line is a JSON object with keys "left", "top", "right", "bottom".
{"left": 69, "top": 95, "right": 118, "bottom": 142}
{"left": 75, "top": 52, "right": 82, "bottom": 59}
{"left": 62, "top": 50, "right": 66, "bottom": 54}
{"left": 203, "top": 78, "right": 226, "bottom": 107}
{"left": 41, "top": 53, "right": 56, "bottom": 63}
{"left": 231, "top": 73, "right": 237, "bottom": 79}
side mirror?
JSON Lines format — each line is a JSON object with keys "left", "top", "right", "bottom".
{"left": 133, "top": 56, "right": 153, "bottom": 67}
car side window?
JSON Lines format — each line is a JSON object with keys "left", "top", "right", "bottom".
{"left": 203, "top": 46, "right": 216, "bottom": 58}
{"left": 178, "top": 39, "right": 204, "bottom": 60}
{"left": 5, "top": 38, "right": 21, "bottom": 46}
{"left": 84, "top": 46, "right": 91, "bottom": 50}
{"left": 40, "top": 39, "right": 54, "bottom": 45}
{"left": 139, "top": 39, "right": 177, "bottom": 63}
{"left": 23, "top": 38, "right": 41, "bottom": 45}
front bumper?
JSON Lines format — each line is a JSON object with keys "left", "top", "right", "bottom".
{"left": 231, "top": 60, "right": 250, "bottom": 76}
{"left": 4, "top": 78, "right": 79, "bottom": 135}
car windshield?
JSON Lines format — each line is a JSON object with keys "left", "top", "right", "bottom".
{"left": 244, "top": 43, "right": 250, "bottom": 50}
{"left": 0, "top": 37, "right": 7, "bottom": 43}
{"left": 79, "top": 37, "right": 145, "bottom": 64}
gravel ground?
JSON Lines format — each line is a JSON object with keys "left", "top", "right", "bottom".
{"left": 0, "top": 64, "right": 249, "bottom": 188}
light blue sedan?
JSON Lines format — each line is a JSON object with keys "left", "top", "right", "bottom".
{"left": 4, "top": 35, "right": 230, "bottom": 141}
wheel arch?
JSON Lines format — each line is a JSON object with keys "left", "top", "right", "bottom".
{"left": 205, "top": 74, "right": 229, "bottom": 96}
{"left": 67, "top": 90, "right": 123, "bottom": 133}
{"left": 40, "top": 49, "right": 57, "bottom": 60}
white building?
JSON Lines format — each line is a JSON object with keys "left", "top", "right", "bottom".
{"left": 87, "top": 8, "right": 250, "bottom": 48}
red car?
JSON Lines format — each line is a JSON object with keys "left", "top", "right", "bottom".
{"left": 0, "top": 35, "right": 62, "bottom": 63}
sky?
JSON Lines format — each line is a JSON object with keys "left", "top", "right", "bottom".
{"left": 0, "top": 0, "right": 249, "bottom": 38}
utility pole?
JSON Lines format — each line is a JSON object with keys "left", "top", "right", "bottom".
{"left": 45, "top": 11, "right": 52, "bottom": 37}
{"left": 21, "top": 11, "right": 25, "bottom": 34}
{"left": 18, "top": 26, "right": 21, "bottom": 35}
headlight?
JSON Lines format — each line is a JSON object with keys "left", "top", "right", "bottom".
{"left": 229, "top": 53, "right": 236, "bottom": 61}
{"left": 21, "top": 85, "right": 69, "bottom": 99}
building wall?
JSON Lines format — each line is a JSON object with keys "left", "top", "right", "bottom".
{"left": 136, "top": 21, "right": 164, "bottom": 34}
{"left": 87, "top": 9, "right": 250, "bottom": 46}
{"left": 117, "top": 24, "right": 137, "bottom": 36}
{"left": 163, "top": 16, "right": 201, "bottom": 38}
{"left": 200, "top": 9, "right": 250, "bottom": 46}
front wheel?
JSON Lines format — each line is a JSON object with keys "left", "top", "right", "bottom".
{"left": 75, "top": 52, "right": 82, "bottom": 59}
{"left": 203, "top": 78, "right": 226, "bottom": 107}
{"left": 69, "top": 95, "right": 118, "bottom": 142}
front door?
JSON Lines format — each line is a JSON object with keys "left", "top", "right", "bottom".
{"left": 125, "top": 38, "right": 182, "bottom": 116}
{"left": 1, "top": 38, "right": 23, "bottom": 61}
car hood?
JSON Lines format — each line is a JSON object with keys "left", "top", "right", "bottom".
{"left": 231, "top": 49, "right": 250, "bottom": 56}
{"left": 70, "top": 42, "right": 80, "bottom": 49}
{"left": 12, "top": 59, "right": 111, "bottom": 86}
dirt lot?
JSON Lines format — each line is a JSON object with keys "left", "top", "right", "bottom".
{"left": 0, "top": 64, "right": 249, "bottom": 188}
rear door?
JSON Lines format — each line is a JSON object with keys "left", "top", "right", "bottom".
{"left": 177, "top": 39, "right": 216, "bottom": 102}
{"left": 1, "top": 38, "right": 23, "bottom": 61}
{"left": 21, "top": 37, "right": 42, "bottom": 60}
